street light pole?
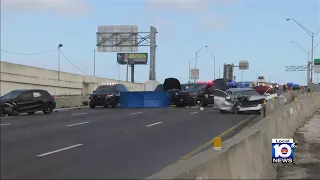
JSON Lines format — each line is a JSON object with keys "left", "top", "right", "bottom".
{"left": 241, "top": 70, "right": 244, "bottom": 82}
{"left": 194, "top": 46, "right": 208, "bottom": 83}
{"left": 93, "top": 49, "right": 96, "bottom": 76}
{"left": 206, "top": 51, "right": 216, "bottom": 80}
{"left": 291, "top": 41, "right": 320, "bottom": 84}
{"left": 188, "top": 56, "right": 198, "bottom": 83}
{"left": 57, "top": 44, "right": 63, "bottom": 80}
{"left": 189, "top": 58, "right": 191, "bottom": 83}
{"left": 287, "top": 18, "right": 320, "bottom": 83}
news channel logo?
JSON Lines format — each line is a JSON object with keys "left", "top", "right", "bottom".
{"left": 272, "top": 139, "right": 298, "bottom": 163}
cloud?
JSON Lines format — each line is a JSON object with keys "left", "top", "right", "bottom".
{"left": 145, "top": 0, "right": 212, "bottom": 13}
{"left": 144, "top": 0, "right": 238, "bottom": 13}
{"left": 197, "top": 16, "right": 229, "bottom": 31}
{"left": 1, "top": 0, "right": 90, "bottom": 16}
{"left": 123, "top": 15, "right": 175, "bottom": 39}
{"left": 151, "top": 18, "right": 175, "bottom": 39}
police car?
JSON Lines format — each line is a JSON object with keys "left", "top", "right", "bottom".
{"left": 171, "top": 81, "right": 214, "bottom": 107}
{"left": 89, "top": 83, "right": 129, "bottom": 108}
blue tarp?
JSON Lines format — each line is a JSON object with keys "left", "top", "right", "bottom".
{"left": 120, "top": 91, "right": 169, "bottom": 108}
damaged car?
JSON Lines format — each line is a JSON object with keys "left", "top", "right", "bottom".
{"left": 214, "top": 88, "right": 266, "bottom": 114}
{"left": 160, "top": 78, "right": 183, "bottom": 105}
{"left": 253, "top": 86, "right": 278, "bottom": 100}
{"left": 0, "top": 89, "right": 56, "bottom": 116}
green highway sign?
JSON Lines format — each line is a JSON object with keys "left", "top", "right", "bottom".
{"left": 315, "top": 59, "right": 320, "bottom": 74}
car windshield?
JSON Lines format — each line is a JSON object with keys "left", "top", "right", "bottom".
{"left": 181, "top": 84, "right": 192, "bottom": 90}
{"left": 1, "top": 90, "right": 23, "bottom": 99}
{"left": 186, "top": 84, "right": 207, "bottom": 92}
{"left": 233, "top": 89, "right": 260, "bottom": 97}
{"left": 95, "top": 86, "right": 116, "bottom": 93}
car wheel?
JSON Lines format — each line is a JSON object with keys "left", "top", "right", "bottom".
{"left": 111, "top": 103, "right": 117, "bottom": 108}
{"left": 27, "top": 111, "right": 36, "bottom": 115}
{"left": 90, "top": 105, "right": 95, "bottom": 108}
{"left": 202, "top": 104, "right": 208, "bottom": 107}
{"left": 220, "top": 109, "right": 225, "bottom": 113}
{"left": 42, "top": 103, "right": 54, "bottom": 114}
{"left": 9, "top": 108, "right": 19, "bottom": 116}
{"left": 231, "top": 106, "right": 238, "bottom": 114}
{"left": 176, "top": 104, "right": 183, "bottom": 107}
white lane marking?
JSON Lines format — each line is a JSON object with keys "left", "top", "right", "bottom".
{"left": 71, "top": 113, "right": 87, "bottom": 116}
{"left": 37, "top": 144, "right": 83, "bottom": 157}
{"left": 131, "top": 112, "right": 143, "bottom": 115}
{"left": 190, "top": 111, "right": 199, "bottom": 115}
{"left": 66, "top": 121, "right": 90, "bottom": 127}
{"left": 146, "top": 122, "right": 163, "bottom": 127}
{"left": 0, "top": 123, "right": 11, "bottom": 126}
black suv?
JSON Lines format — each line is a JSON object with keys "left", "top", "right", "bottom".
{"left": 171, "top": 83, "right": 214, "bottom": 107}
{"left": 89, "top": 84, "right": 129, "bottom": 108}
{"left": 0, "top": 89, "right": 56, "bottom": 116}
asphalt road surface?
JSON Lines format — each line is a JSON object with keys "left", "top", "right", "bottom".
{"left": 1, "top": 106, "right": 254, "bottom": 179}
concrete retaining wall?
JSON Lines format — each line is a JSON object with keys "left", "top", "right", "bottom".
{"left": 0, "top": 61, "right": 145, "bottom": 96}
{"left": 147, "top": 93, "right": 320, "bottom": 179}
{"left": 55, "top": 95, "right": 90, "bottom": 109}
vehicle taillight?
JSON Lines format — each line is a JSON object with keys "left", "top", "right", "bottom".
{"left": 185, "top": 92, "right": 188, "bottom": 95}
{"left": 52, "top": 95, "right": 55, "bottom": 100}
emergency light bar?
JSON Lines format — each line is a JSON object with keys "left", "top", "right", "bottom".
{"left": 102, "top": 82, "right": 118, "bottom": 86}
{"left": 197, "top": 81, "right": 213, "bottom": 85}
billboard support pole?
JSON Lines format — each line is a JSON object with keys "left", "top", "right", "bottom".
{"left": 131, "top": 65, "right": 135, "bottom": 83}
{"left": 126, "top": 60, "right": 129, "bottom": 82}
{"left": 149, "top": 26, "right": 157, "bottom": 80}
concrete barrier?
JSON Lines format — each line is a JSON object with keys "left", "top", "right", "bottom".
{"left": 263, "top": 90, "right": 308, "bottom": 116}
{"left": 147, "top": 93, "right": 320, "bottom": 179}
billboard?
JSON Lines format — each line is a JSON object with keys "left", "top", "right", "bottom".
{"left": 314, "top": 59, "right": 320, "bottom": 74}
{"left": 97, "top": 25, "right": 138, "bottom": 52}
{"left": 117, "top": 53, "right": 148, "bottom": 65}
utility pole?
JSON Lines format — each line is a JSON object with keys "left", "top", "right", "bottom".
{"left": 287, "top": 18, "right": 320, "bottom": 84}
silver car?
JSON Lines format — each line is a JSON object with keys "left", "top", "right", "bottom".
{"left": 213, "top": 88, "right": 266, "bottom": 114}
